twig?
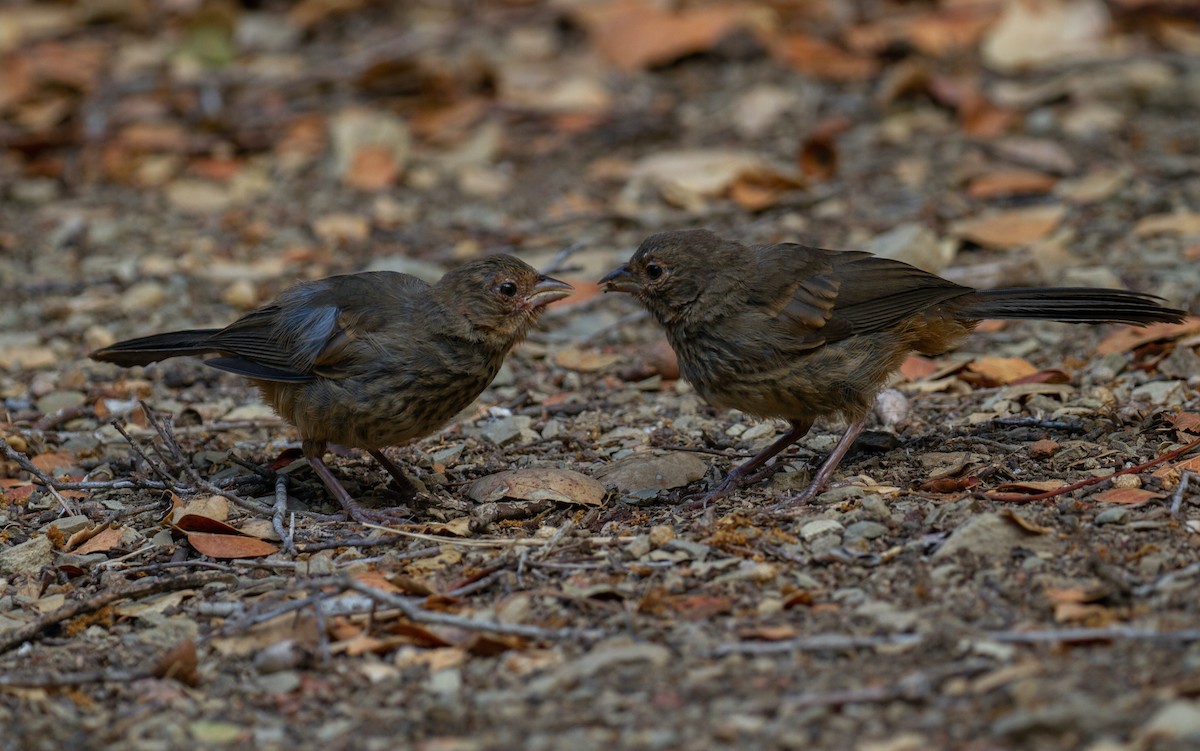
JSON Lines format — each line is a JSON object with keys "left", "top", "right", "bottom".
{"left": 0, "top": 435, "right": 79, "bottom": 515}
{"left": 780, "top": 661, "right": 991, "bottom": 709}
{"left": 33, "top": 403, "right": 93, "bottom": 431}
{"left": 539, "top": 240, "right": 587, "bottom": 276}
{"left": 359, "top": 522, "right": 634, "bottom": 548}
{"left": 345, "top": 579, "right": 604, "bottom": 641}
{"left": 273, "top": 475, "right": 298, "bottom": 555}
{"left": 984, "top": 436, "right": 1200, "bottom": 503}
{"left": 0, "top": 572, "right": 232, "bottom": 654}
{"left": 135, "top": 404, "right": 277, "bottom": 517}
{"left": 0, "top": 668, "right": 149, "bottom": 688}
{"left": 711, "top": 625, "right": 1200, "bottom": 657}
{"left": 445, "top": 567, "right": 510, "bottom": 598}
{"left": 1170, "top": 471, "right": 1193, "bottom": 519}
{"left": 110, "top": 420, "right": 177, "bottom": 487}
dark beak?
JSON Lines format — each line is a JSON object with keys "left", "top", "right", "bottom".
{"left": 527, "top": 275, "right": 574, "bottom": 309}
{"left": 598, "top": 265, "right": 639, "bottom": 294}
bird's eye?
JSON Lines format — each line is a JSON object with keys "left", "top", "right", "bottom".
{"left": 645, "top": 263, "right": 664, "bottom": 280}
{"left": 497, "top": 281, "right": 518, "bottom": 297}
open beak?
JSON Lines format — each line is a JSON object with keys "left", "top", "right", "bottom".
{"left": 527, "top": 275, "right": 574, "bottom": 309}
{"left": 598, "top": 265, "right": 639, "bottom": 294}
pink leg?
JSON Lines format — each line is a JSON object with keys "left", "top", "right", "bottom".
{"left": 683, "top": 420, "right": 813, "bottom": 509}
{"left": 303, "top": 440, "right": 406, "bottom": 524}
{"left": 772, "top": 418, "right": 867, "bottom": 510}
{"left": 368, "top": 448, "right": 419, "bottom": 498}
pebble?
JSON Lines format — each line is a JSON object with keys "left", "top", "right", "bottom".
{"left": 1138, "top": 700, "right": 1200, "bottom": 741}
{"left": 933, "top": 512, "right": 1061, "bottom": 561}
{"left": 594, "top": 451, "right": 707, "bottom": 492}
{"left": 0, "top": 536, "right": 54, "bottom": 576}
{"left": 479, "top": 415, "right": 532, "bottom": 446}
{"left": 40, "top": 514, "right": 91, "bottom": 535}
{"left": 121, "top": 280, "right": 168, "bottom": 312}
{"left": 844, "top": 520, "right": 888, "bottom": 544}
{"left": 1094, "top": 507, "right": 1130, "bottom": 526}
{"left": 800, "top": 518, "right": 844, "bottom": 542}
{"left": 36, "top": 390, "right": 86, "bottom": 415}
{"left": 1131, "top": 380, "right": 1185, "bottom": 405}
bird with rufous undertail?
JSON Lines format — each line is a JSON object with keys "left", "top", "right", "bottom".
{"left": 600, "top": 229, "right": 1187, "bottom": 511}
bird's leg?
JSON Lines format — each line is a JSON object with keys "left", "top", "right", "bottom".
{"left": 368, "top": 448, "right": 419, "bottom": 499}
{"left": 302, "top": 440, "right": 405, "bottom": 524}
{"left": 682, "top": 419, "right": 813, "bottom": 509}
{"left": 772, "top": 418, "right": 867, "bottom": 511}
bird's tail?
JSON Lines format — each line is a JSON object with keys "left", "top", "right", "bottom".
{"left": 955, "top": 288, "right": 1186, "bottom": 326}
{"left": 90, "top": 329, "right": 223, "bottom": 367}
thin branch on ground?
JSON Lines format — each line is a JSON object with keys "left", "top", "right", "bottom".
{"left": 344, "top": 578, "right": 605, "bottom": 640}
{"left": 984, "top": 436, "right": 1200, "bottom": 502}
{"left": 0, "top": 435, "right": 80, "bottom": 516}
{"left": 711, "top": 625, "right": 1200, "bottom": 657}
{"left": 1170, "top": 470, "right": 1193, "bottom": 518}
{"left": 0, "top": 572, "right": 233, "bottom": 654}
{"left": 273, "top": 474, "right": 298, "bottom": 555}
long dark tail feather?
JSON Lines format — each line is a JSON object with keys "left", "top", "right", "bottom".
{"left": 957, "top": 288, "right": 1187, "bottom": 326}
{"left": 89, "top": 329, "right": 223, "bottom": 367}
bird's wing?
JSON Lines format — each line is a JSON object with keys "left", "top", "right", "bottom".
{"left": 753, "top": 244, "right": 970, "bottom": 349}
{"left": 204, "top": 272, "right": 433, "bottom": 382}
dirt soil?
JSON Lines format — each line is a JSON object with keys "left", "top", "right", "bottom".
{"left": 2, "top": 2, "right": 1200, "bottom": 750}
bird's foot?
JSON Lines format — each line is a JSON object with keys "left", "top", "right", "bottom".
{"left": 763, "top": 482, "right": 824, "bottom": 518}
{"left": 337, "top": 497, "right": 413, "bottom": 526}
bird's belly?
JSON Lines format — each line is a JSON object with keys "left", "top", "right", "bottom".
{"left": 679, "top": 333, "right": 911, "bottom": 422}
{"left": 258, "top": 368, "right": 494, "bottom": 449}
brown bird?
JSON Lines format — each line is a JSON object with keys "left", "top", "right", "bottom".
{"left": 600, "top": 229, "right": 1187, "bottom": 510}
{"left": 92, "top": 256, "right": 573, "bottom": 522}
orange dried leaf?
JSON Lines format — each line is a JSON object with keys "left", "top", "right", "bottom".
{"left": 31, "top": 452, "right": 74, "bottom": 473}
{"left": 1091, "top": 487, "right": 1163, "bottom": 505}
{"left": 1010, "top": 369, "right": 1072, "bottom": 386}
{"left": 581, "top": 2, "right": 750, "bottom": 72}
{"left": 344, "top": 145, "right": 398, "bottom": 191}
{"left": 1165, "top": 412, "right": 1200, "bottom": 434}
{"left": 992, "top": 480, "right": 1066, "bottom": 493}
{"left": 900, "top": 355, "right": 940, "bottom": 381}
{"left": 1095, "top": 318, "right": 1200, "bottom": 355}
{"left": 1044, "top": 587, "right": 1088, "bottom": 605}
{"left": 1152, "top": 454, "right": 1200, "bottom": 480}
{"left": 998, "top": 508, "right": 1052, "bottom": 534}
{"left": 174, "top": 514, "right": 243, "bottom": 535}
{"left": 966, "top": 169, "right": 1058, "bottom": 199}
{"left": 74, "top": 527, "right": 125, "bottom": 556}
{"left": 953, "top": 205, "right": 1066, "bottom": 248}
{"left": 1133, "top": 211, "right": 1200, "bottom": 237}
{"left": 965, "top": 356, "right": 1038, "bottom": 385}
{"left": 186, "top": 532, "right": 279, "bottom": 559}
{"left": 774, "top": 34, "right": 879, "bottom": 82}
{"left": 152, "top": 639, "right": 200, "bottom": 687}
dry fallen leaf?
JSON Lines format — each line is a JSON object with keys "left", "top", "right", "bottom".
{"left": 1094, "top": 318, "right": 1200, "bottom": 355}
{"left": 952, "top": 205, "right": 1066, "bottom": 248}
{"left": 998, "top": 508, "right": 1052, "bottom": 534}
{"left": 964, "top": 356, "right": 1038, "bottom": 386}
{"left": 467, "top": 468, "right": 606, "bottom": 506}
{"left": 1133, "top": 211, "right": 1200, "bottom": 237}
{"left": 578, "top": 1, "right": 753, "bottom": 72}
{"left": 1091, "top": 487, "right": 1164, "bottom": 505}
{"left": 74, "top": 527, "right": 125, "bottom": 556}
{"left": 554, "top": 346, "right": 622, "bottom": 373}
{"left": 966, "top": 169, "right": 1058, "bottom": 199}
{"left": 186, "top": 531, "right": 280, "bottom": 559}
{"left": 773, "top": 34, "right": 879, "bottom": 81}
{"left": 982, "top": 0, "right": 1111, "bottom": 73}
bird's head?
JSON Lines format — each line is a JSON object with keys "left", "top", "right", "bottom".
{"left": 599, "top": 229, "right": 744, "bottom": 327}
{"left": 437, "top": 254, "right": 573, "bottom": 347}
